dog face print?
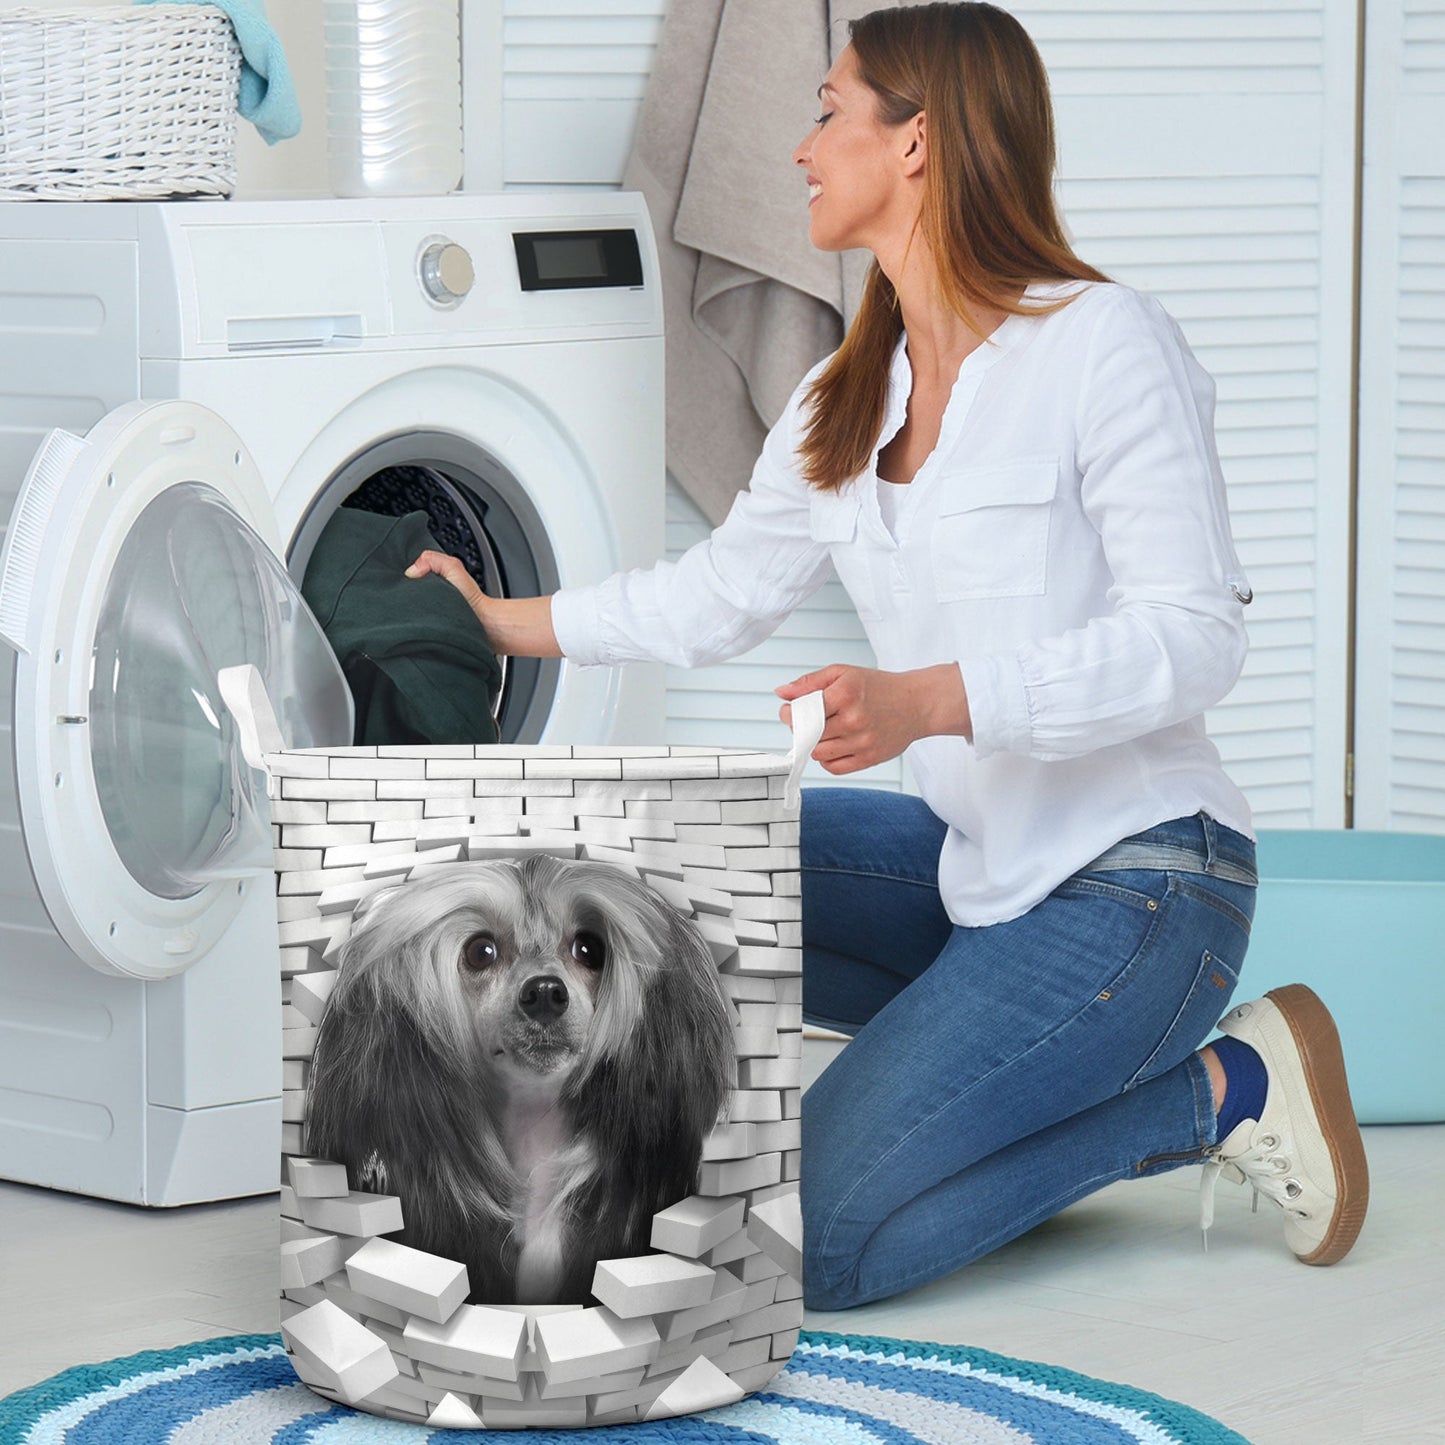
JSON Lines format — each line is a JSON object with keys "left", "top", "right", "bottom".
{"left": 305, "top": 856, "right": 735, "bottom": 1305}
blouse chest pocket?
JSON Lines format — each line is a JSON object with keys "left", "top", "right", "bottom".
{"left": 930, "top": 459, "right": 1059, "bottom": 602}
{"left": 808, "top": 489, "right": 882, "bottom": 620}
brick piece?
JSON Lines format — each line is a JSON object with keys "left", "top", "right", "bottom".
{"left": 654, "top": 1268, "right": 748, "bottom": 1342}
{"left": 699, "top": 1153, "right": 782, "bottom": 1196}
{"left": 754, "top": 1119, "right": 802, "bottom": 1153}
{"left": 733, "top": 918, "right": 779, "bottom": 946}
{"left": 289, "top": 971, "right": 337, "bottom": 1026}
{"left": 731, "top": 1297, "right": 804, "bottom": 1341}
{"left": 424, "top": 759, "right": 526, "bottom": 779}
{"left": 281, "top": 1299, "right": 398, "bottom": 1402}
{"left": 736, "top": 1250, "right": 787, "bottom": 1285}
{"left": 701, "top": 1228, "right": 759, "bottom": 1268}
{"left": 280, "top": 1232, "right": 346, "bottom": 1290}
{"left": 731, "top": 1359, "right": 787, "bottom": 1392}
{"left": 482, "top": 1393, "right": 587, "bottom": 1430}
{"left": 283, "top": 823, "right": 372, "bottom": 849}
{"left": 330, "top": 757, "right": 423, "bottom": 779}
{"left": 323, "top": 1277, "right": 406, "bottom": 1329}
{"left": 539, "top": 1365, "right": 644, "bottom": 1400}
{"left": 652, "top": 1320, "right": 733, "bottom": 1373}
{"left": 428, "top": 1393, "right": 483, "bottom": 1428}
{"left": 650, "top": 1195, "right": 746, "bottom": 1258}
{"left": 344, "top": 1237, "right": 469, "bottom": 1325}
{"left": 693, "top": 916, "right": 739, "bottom": 966}
{"left": 316, "top": 877, "right": 392, "bottom": 916}
{"left": 278, "top": 945, "right": 326, "bottom": 976}
{"left": 300, "top": 1190, "right": 405, "bottom": 1237}
{"left": 418, "top": 1363, "right": 523, "bottom": 1401}
{"left": 731, "top": 1027, "right": 779, "bottom": 1059}
{"left": 277, "top": 917, "right": 344, "bottom": 951}
{"left": 403, "top": 1303, "right": 528, "bottom": 1378}
{"left": 734, "top": 1001, "right": 781, "bottom": 1029}
{"left": 590, "top": 1255, "right": 716, "bottom": 1318}
{"left": 469, "top": 837, "right": 579, "bottom": 861}
{"left": 713, "top": 1323, "right": 774, "bottom": 1369}
{"left": 702, "top": 1122, "right": 756, "bottom": 1161}
{"left": 287, "top": 1157, "right": 350, "bottom": 1199}
{"left": 682, "top": 866, "right": 771, "bottom": 897}
{"left": 626, "top": 799, "right": 721, "bottom": 823}
{"left": 534, "top": 1307, "right": 660, "bottom": 1385}
{"left": 729, "top": 1090, "right": 782, "bottom": 1123}
{"left": 737, "top": 1057, "right": 799, "bottom": 1089}
{"left": 282, "top": 1025, "right": 319, "bottom": 1060}
{"left": 721, "top": 946, "right": 802, "bottom": 978}
{"left": 644, "top": 1355, "right": 746, "bottom": 1419}
{"left": 772, "top": 1327, "right": 801, "bottom": 1360}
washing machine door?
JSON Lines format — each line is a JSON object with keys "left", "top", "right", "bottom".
{"left": 0, "top": 400, "right": 352, "bottom": 981}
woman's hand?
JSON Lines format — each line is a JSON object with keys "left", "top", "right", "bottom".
{"left": 404, "top": 550, "right": 562, "bottom": 658}
{"left": 775, "top": 663, "right": 971, "bottom": 773}
{"left": 405, "top": 548, "right": 488, "bottom": 622}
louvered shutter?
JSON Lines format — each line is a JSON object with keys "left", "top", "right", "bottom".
{"left": 1012, "top": 0, "right": 1359, "bottom": 827}
{"left": 1353, "top": 0, "right": 1445, "bottom": 831}
{"left": 465, "top": 1, "right": 669, "bottom": 189}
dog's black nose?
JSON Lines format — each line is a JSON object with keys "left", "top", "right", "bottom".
{"left": 518, "top": 974, "right": 569, "bottom": 1021}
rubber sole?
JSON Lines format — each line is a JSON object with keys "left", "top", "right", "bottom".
{"left": 1265, "top": 983, "right": 1370, "bottom": 1265}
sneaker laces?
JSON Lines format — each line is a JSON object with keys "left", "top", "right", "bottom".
{"left": 1199, "top": 1130, "right": 1308, "bottom": 1246}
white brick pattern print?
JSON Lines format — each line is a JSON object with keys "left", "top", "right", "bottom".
{"left": 264, "top": 743, "right": 802, "bottom": 1426}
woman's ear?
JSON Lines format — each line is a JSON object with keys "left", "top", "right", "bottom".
{"left": 900, "top": 110, "right": 927, "bottom": 178}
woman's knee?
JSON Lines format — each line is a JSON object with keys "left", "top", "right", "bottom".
{"left": 801, "top": 1194, "right": 865, "bottom": 1311}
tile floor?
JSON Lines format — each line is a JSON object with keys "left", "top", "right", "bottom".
{"left": 0, "top": 1037, "right": 1439, "bottom": 1445}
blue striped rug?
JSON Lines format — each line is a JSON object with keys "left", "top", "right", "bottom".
{"left": 0, "top": 1331, "right": 1252, "bottom": 1444}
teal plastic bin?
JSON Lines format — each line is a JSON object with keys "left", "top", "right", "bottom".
{"left": 1239, "top": 831, "right": 1445, "bottom": 1124}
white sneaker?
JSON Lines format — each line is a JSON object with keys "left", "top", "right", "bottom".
{"left": 1200, "top": 984, "right": 1369, "bottom": 1264}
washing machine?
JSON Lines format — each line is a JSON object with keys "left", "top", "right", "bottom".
{"left": 0, "top": 193, "right": 665, "bottom": 1206}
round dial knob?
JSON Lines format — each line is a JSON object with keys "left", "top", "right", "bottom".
{"left": 420, "top": 241, "right": 475, "bottom": 304}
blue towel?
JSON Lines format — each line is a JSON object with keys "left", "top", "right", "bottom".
{"left": 136, "top": 0, "right": 301, "bottom": 145}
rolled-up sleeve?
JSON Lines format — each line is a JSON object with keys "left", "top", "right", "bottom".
{"left": 550, "top": 373, "right": 835, "bottom": 670}
{"left": 961, "top": 289, "right": 1249, "bottom": 761}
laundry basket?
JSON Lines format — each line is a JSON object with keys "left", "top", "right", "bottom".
{"left": 221, "top": 666, "right": 818, "bottom": 1429}
{"left": 0, "top": 6, "right": 241, "bottom": 200}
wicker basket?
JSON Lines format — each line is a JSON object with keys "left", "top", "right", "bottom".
{"left": 0, "top": 5, "right": 241, "bottom": 201}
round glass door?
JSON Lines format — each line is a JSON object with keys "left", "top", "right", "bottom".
{"left": 90, "top": 481, "right": 351, "bottom": 899}
{"left": 0, "top": 399, "right": 353, "bottom": 979}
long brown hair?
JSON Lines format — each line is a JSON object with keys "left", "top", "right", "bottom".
{"left": 799, "top": 3, "right": 1107, "bottom": 491}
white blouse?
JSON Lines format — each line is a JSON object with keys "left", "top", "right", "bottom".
{"left": 550, "top": 280, "right": 1255, "bottom": 926}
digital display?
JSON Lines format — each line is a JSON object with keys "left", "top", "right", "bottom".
{"left": 513, "top": 229, "right": 644, "bottom": 292}
{"left": 533, "top": 236, "right": 607, "bottom": 282}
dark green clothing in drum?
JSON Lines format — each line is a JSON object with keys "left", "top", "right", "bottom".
{"left": 302, "top": 508, "right": 502, "bottom": 747}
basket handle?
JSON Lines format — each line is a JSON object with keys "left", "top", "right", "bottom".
{"left": 784, "top": 690, "right": 826, "bottom": 811}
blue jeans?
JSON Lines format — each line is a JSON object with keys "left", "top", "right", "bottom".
{"left": 801, "top": 789, "right": 1257, "bottom": 1310}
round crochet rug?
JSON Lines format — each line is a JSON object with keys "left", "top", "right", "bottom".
{"left": 0, "top": 1330, "right": 1252, "bottom": 1445}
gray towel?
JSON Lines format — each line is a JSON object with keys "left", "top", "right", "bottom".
{"left": 626, "top": 0, "right": 902, "bottom": 526}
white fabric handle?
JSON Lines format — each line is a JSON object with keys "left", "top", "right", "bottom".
{"left": 784, "top": 689, "right": 826, "bottom": 811}
{"left": 217, "top": 663, "right": 284, "bottom": 776}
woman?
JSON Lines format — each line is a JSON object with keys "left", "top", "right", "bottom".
{"left": 409, "top": 2, "right": 1368, "bottom": 1310}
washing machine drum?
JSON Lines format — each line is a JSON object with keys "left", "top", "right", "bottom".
{"left": 344, "top": 465, "right": 502, "bottom": 598}
{"left": 300, "top": 470, "right": 503, "bottom": 749}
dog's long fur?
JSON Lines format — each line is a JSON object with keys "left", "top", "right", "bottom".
{"left": 304, "top": 856, "right": 735, "bottom": 1305}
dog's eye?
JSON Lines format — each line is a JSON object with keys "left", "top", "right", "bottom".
{"left": 570, "top": 931, "right": 606, "bottom": 971}
{"left": 461, "top": 933, "right": 500, "bottom": 971}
